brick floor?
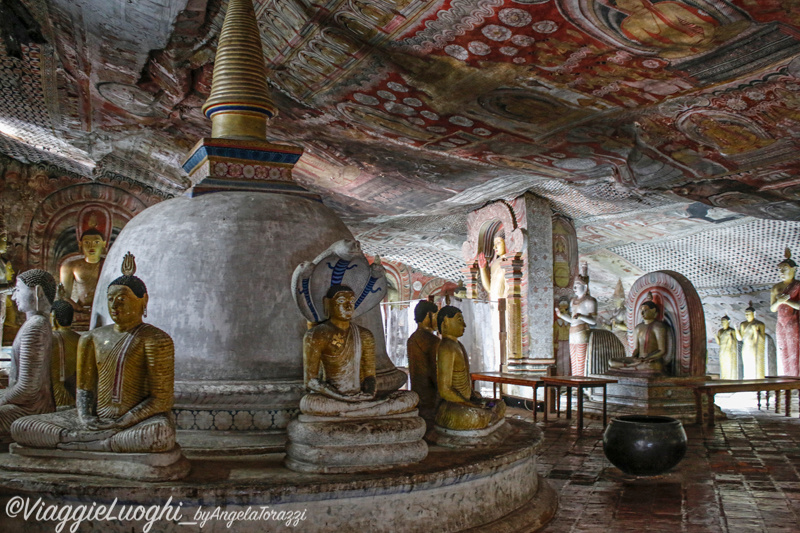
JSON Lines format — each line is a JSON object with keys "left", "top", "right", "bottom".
{"left": 522, "top": 394, "right": 800, "bottom": 533}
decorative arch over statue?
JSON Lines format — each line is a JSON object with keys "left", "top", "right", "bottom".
{"left": 26, "top": 183, "right": 152, "bottom": 273}
{"left": 626, "top": 270, "right": 707, "bottom": 377}
{"left": 461, "top": 194, "right": 554, "bottom": 368}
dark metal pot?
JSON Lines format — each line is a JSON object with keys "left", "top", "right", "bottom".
{"left": 603, "top": 415, "right": 687, "bottom": 476}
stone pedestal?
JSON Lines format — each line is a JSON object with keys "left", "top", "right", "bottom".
{"left": 0, "top": 419, "right": 556, "bottom": 533}
{"left": 285, "top": 411, "right": 428, "bottom": 473}
{"left": 582, "top": 374, "right": 725, "bottom": 423}
{"left": 0, "top": 444, "right": 190, "bottom": 482}
{"left": 427, "top": 419, "right": 511, "bottom": 448}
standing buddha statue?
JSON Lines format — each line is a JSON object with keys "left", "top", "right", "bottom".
{"left": 554, "top": 262, "right": 597, "bottom": 376}
{"left": 715, "top": 315, "right": 738, "bottom": 380}
{"left": 737, "top": 302, "right": 765, "bottom": 379}
{"left": 770, "top": 248, "right": 800, "bottom": 376}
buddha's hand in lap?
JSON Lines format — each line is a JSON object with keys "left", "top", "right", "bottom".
{"left": 85, "top": 417, "right": 121, "bottom": 431}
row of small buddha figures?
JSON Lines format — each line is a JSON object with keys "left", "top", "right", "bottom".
{"left": 714, "top": 307, "right": 768, "bottom": 380}
{"left": 0, "top": 254, "right": 508, "bottom": 479}
{"left": 0, "top": 254, "right": 189, "bottom": 480}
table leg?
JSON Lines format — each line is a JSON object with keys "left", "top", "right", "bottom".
{"left": 544, "top": 385, "right": 549, "bottom": 424}
{"left": 694, "top": 389, "right": 702, "bottom": 425}
{"left": 786, "top": 389, "right": 791, "bottom": 417}
{"left": 556, "top": 386, "right": 561, "bottom": 418}
{"left": 493, "top": 383, "right": 497, "bottom": 400}
{"left": 707, "top": 391, "right": 715, "bottom": 427}
{"left": 577, "top": 386, "right": 584, "bottom": 434}
{"left": 566, "top": 387, "right": 572, "bottom": 420}
{"left": 533, "top": 382, "right": 538, "bottom": 422}
{"left": 602, "top": 384, "right": 608, "bottom": 428}
{"left": 757, "top": 391, "right": 761, "bottom": 410}
{"left": 776, "top": 390, "right": 781, "bottom": 414}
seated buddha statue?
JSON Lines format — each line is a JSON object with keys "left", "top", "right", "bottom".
{"left": 435, "top": 306, "right": 505, "bottom": 431}
{"left": 0, "top": 269, "right": 57, "bottom": 439}
{"left": 608, "top": 301, "right": 668, "bottom": 375}
{"left": 59, "top": 219, "right": 107, "bottom": 330}
{"left": 11, "top": 253, "right": 179, "bottom": 455}
{"left": 407, "top": 300, "right": 440, "bottom": 423}
{"left": 300, "top": 285, "right": 417, "bottom": 417}
{"left": 50, "top": 298, "right": 80, "bottom": 408}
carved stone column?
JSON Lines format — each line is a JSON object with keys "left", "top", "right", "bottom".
{"left": 502, "top": 255, "right": 525, "bottom": 361}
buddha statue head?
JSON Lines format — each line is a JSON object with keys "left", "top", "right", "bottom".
{"left": 13, "top": 269, "right": 57, "bottom": 315}
{"left": 492, "top": 233, "right": 506, "bottom": 258}
{"left": 745, "top": 301, "right": 755, "bottom": 321}
{"left": 778, "top": 248, "right": 797, "bottom": 282}
{"left": 79, "top": 229, "right": 106, "bottom": 264}
{"left": 721, "top": 315, "right": 731, "bottom": 329}
{"left": 51, "top": 299, "right": 75, "bottom": 329}
{"left": 324, "top": 284, "right": 355, "bottom": 323}
{"left": 640, "top": 300, "right": 658, "bottom": 322}
{"left": 573, "top": 262, "right": 590, "bottom": 299}
{"left": 106, "top": 252, "right": 148, "bottom": 329}
{"left": 414, "top": 300, "right": 438, "bottom": 328}
{"left": 437, "top": 305, "right": 465, "bottom": 338}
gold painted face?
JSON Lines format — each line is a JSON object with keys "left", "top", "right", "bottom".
{"left": 779, "top": 263, "right": 796, "bottom": 282}
{"left": 493, "top": 237, "right": 506, "bottom": 257}
{"left": 80, "top": 235, "right": 106, "bottom": 263}
{"left": 721, "top": 318, "right": 730, "bottom": 328}
{"left": 329, "top": 291, "right": 356, "bottom": 321}
{"left": 641, "top": 304, "right": 657, "bottom": 321}
{"left": 745, "top": 310, "right": 755, "bottom": 321}
{"left": 107, "top": 285, "right": 146, "bottom": 326}
{"left": 442, "top": 312, "right": 466, "bottom": 338}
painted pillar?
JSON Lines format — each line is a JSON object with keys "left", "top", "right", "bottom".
{"left": 522, "top": 193, "right": 554, "bottom": 362}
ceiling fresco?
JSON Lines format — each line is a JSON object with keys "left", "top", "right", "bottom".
{"left": 1, "top": 0, "right": 800, "bottom": 296}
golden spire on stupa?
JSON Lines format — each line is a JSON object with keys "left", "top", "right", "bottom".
{"left": 202, "top": 0, "right": 274, "bottom": 140}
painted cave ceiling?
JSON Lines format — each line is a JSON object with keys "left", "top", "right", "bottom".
{"left": 2, "top": 0, "right": 800, "bottom": 297}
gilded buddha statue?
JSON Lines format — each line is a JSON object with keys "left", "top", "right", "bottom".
{"left": 737, "top": 302, "right": 765, "bottom": 379}
{"left": 59, "top": 229, "right": 106, "bottom": 316}
{"left": 5, "top": 254, "right": 189, "bottom": 481}
{"left": 407, "top": 300, "right": 440, "bottom": 423}
{"left": 287, "top": 240, "right": 426, "bottom": 472}
{"left": 608, "top": 301, "right": 668, "bottom": 375}
{"left": 478, "top": 234, "right": 508, "bottom": 301}
{"left": 300, "top": 285, "right": 417, "bottom": 417}
{"left": 50, "top": 297, "right": 79, "bottom": 408}
{"left": 715, "top": 315, "right": 738, "bottom": 380}
{"left": 435, "top": 306, "right": 505, "bottom": 432}
{"left": 0, "top": 270, "right": 57, "bottom": 439}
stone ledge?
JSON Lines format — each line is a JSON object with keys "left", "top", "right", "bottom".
{"left": 0, "top": 419, "right": 555, "bottom": 532}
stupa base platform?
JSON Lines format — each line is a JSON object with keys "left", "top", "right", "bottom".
{"left": 581, "top": 374, "right": 726, "bottom": 423}
{"left": 0, "top": 418, "right": 556, "bottom": 533}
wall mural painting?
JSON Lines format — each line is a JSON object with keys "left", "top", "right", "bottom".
{"left": 559, "top": 0, "right": 750, "bottom": 59}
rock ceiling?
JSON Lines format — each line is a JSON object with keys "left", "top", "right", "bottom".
{"left": 2, "top": 0, "right": 800, "bottom": 296}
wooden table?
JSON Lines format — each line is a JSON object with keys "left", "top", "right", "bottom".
{"left": 759, "top": 376, "right": 800, "bottom": 412}
{"left": 690, "top": 378, "right": 800, "bottom": 427}
{"left": 470, "top": 372, "right": 545, "bottom": 421}
{"left": 540, "top": 376, "right": 618, "bottom": 434}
